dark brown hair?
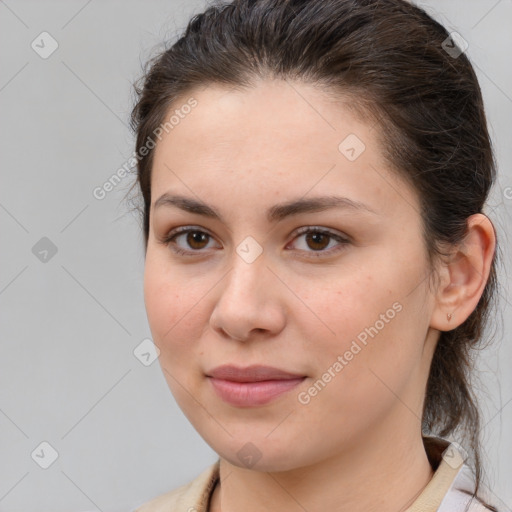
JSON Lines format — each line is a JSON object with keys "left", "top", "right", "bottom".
{"left": 128, "top": 0, "right": 500, "bottom": 506}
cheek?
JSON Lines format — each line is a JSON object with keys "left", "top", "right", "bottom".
{"left": 297, "top": 309, "right": 418, "bottom": 442}
{"left": 143, "top": 254, "right": 205, "bottom": 356}
{"left": 297, "top": 269, "right": 392, "bottom": 343}
{"left": 298, "top": 257, "right": 426, "bottom": 392}
{"left": 144, "top": 259, "right": 208, "bottom": 409}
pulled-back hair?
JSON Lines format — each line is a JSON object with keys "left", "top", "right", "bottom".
{"left": 128, "top": 0, "right": 500, "bottom": 504}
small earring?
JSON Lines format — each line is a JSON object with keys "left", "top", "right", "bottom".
{"left": 447, "top": 313, "right": 452, "bottom": 321}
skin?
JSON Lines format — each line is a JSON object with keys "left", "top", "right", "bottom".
{"left": 143, "top": 79, "right": 496, "bottom": 512}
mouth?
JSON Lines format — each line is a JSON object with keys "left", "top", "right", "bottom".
{"left": 206, "top": 365, "right": 307, "bottom": 407}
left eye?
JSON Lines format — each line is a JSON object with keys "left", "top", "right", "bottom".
{"left": 289, "top": 227, "right": 350, "bottom": 255}
{"left": 161, "top": 227, "right": 349, "bottom": 257}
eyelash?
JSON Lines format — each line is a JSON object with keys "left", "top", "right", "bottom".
{"left": 160, "top": 226, "right": 350, "bottom": 258}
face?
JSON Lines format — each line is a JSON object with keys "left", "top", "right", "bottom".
{"left": 144, "top": 79, "right": 439, "bottom": 472}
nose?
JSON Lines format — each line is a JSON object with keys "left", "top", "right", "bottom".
{"left": 209, "top": 255, "right": 287, "bottom": 342}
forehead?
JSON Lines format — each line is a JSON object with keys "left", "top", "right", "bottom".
{"left": 154, "top": 80, "right": 367, "bottom": 162}
{"left": 150, "top": 79, "right": 419, "bottom": 219}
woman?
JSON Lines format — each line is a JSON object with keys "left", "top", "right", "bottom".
{"left": 128, "top": 0, "right": 501, "bottom": 510}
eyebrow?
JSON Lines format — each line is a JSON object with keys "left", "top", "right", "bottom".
{"left": 153, "top": 193, "right": 378, "bottom": 223}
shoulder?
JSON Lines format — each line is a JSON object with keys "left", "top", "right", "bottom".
{"left": 439, "top": 488, "right": 498, "bottom": 512}
{"left": 132, "top": 460, "right": 220, "bottom": 512}
{"left": 438, "top": 464, "right": 498, "bottom": 512}
{"left": 419, "top": 438, "right": 499, "bottom": 512}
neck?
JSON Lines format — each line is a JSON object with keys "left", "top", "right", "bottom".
{"left": 210, "top": 429, "right": 434, "bottom": 512}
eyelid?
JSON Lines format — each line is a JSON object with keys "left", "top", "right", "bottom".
{"left": 286, "top": 226, "right": 351, "bottom": 257}
{"left": 291, "top": 225, "right": 351, "bottom": 243}
{"left": 159, "top": 225, "right": 220, "bottom": 254}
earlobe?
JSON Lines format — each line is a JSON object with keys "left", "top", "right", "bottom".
{"left": 430, "top": 213, "right": 496, "bottom": 332}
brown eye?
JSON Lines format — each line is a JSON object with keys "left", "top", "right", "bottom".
{"left": 289, "top": 227, "right": 350, "bottom": 257}
{"left": 304, "top": 232, "right": 330, "bottom": 251}
{"left": 162, "top": 227, "right": 219, "bottom": 256}
{"left": 185, "top": 231, "right": 210, "bottom": 250}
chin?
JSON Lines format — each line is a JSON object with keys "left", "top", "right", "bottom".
{"left": 209, "top": 435, "right": 317, "bottom": 473}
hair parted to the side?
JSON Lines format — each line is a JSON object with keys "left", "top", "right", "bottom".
{"left": 127, "top": 0, "right": 500, "bottom": 506}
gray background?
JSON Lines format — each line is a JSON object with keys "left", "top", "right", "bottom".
{"left": 0, "top": 1, "right": 510, "bottom": 511}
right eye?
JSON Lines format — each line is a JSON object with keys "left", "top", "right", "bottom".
{"left": 162, "top": 227, "right": 220, "bottom": 256}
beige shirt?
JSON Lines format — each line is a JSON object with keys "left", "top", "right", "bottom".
{"left": 133, "top": 437, "right": 491, "bottom": 512}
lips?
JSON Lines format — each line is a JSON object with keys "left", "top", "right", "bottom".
{"left": 207, "top": 364, "right": 305, "bottom": 382}
{"left": 206, "top": 365, "right": 306, "bottom": 407}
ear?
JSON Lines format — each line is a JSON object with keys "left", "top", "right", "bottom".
{"left": 430, "top": 213, "right": 496, "bottom": 332}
